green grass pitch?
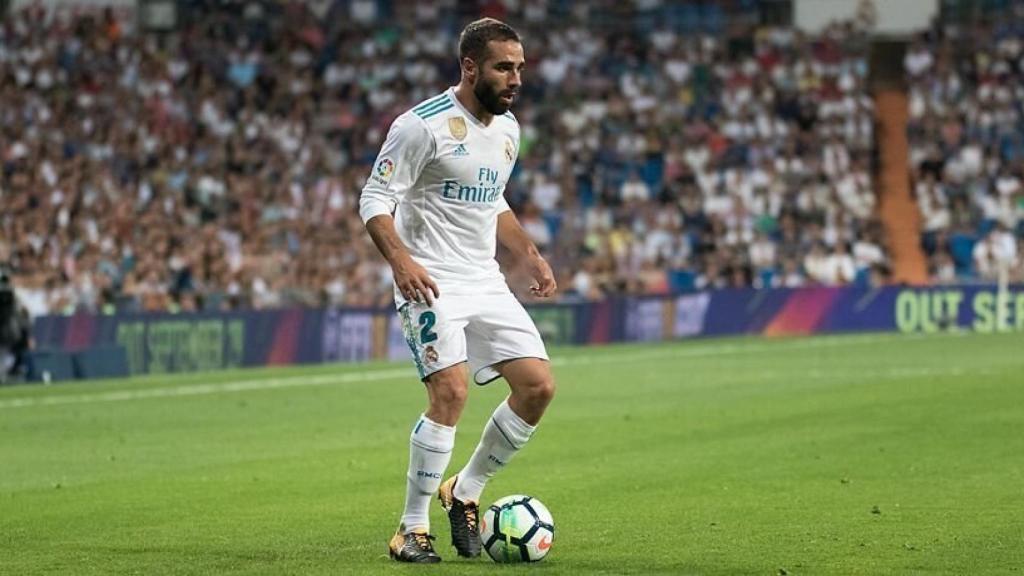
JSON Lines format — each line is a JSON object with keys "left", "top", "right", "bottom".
{"left": 2, "top": 331, "right": 1022, "bottom": 575}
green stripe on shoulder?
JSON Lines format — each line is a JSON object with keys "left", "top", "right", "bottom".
{"left": 416, "top": 102, "right": 454, "bottom": 119}
{"left": 414, "top": 100, "right": 452, "bottom": 118}
{"left": 413, "top": 94, "right": 450, "bottom": 114}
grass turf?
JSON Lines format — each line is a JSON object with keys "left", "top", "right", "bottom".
{"left": 1, "top": 331, "right": 1022, "bottom": 575}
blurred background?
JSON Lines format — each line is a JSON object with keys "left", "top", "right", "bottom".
{"left": 1, "top": 0, "right": 1022, "bottom": 381}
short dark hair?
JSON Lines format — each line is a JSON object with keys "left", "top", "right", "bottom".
{"left": 458, "top": 18, "right": 520, "bottom": 63}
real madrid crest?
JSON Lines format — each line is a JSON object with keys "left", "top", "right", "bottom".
{"left": 424, "top": 345, "right": 439, "bottom": 365}
{"left": 448, "top": 117, "right": 467, "bottom": 141}
{"left": 504, "top": 138, "right": 516, "bottom": 164}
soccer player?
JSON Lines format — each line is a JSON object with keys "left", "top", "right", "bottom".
{"left": 359, "top": 18, "right": 557, "bottom": 564}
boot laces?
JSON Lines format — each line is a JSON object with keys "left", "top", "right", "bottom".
{"left": 463, "top": 504, "right": 478, "bottom": 533}
{"left": 411, "top": 532, "right": 435, "bottom": 550}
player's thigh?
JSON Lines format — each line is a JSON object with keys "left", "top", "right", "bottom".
{"left": 423, "top": 362, "right": 471, "bottom": 411}
{"left": 465, "top": 293, "right": 549, "bottom": 385}
{"left": 399, "top": 299, "right": 468, "bottom": 381}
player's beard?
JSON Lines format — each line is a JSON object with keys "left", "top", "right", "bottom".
{"left": 474, "top": 76, "right": 513, "bottom": 115}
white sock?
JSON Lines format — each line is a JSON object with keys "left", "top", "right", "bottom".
{"left": 453, "top": 399, "right": 536, "bottom": 503}
{"left": 400, "top": 415, "right": 455, "bottom": 532}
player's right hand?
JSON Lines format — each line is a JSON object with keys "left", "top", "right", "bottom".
{"left": 393, "top": 256, "right": 440, "bottom": 306}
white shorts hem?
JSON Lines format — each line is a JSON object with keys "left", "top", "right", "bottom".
{"left": 473, "top": 355, "right": 550, "bottom": 386}
{"left": 421, "top": 359, "right": 468, "bottom": 382}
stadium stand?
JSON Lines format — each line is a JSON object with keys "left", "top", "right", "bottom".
{"left": 906, "top": 1, "right": 1024, "bottom": 283}
{"left": 11, "top": 0, "right": 1009, "bottom": 317}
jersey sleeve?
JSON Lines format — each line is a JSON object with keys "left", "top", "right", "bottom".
{"left": 496, "top": 119, "right": 519, "bottom": 215}
{"left": 359, "top": 113, "right": 434, "bottom": 224}
{"left": 496, "top": 195, "right": 511, "bottom": 214}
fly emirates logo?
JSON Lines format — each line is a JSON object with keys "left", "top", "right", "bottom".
{"left": 441, "top": 167, "right": 503, "bottom": 203}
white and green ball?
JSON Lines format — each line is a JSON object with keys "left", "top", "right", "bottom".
{"left": 479, "top": 495, "right": 555, "bottom": 563}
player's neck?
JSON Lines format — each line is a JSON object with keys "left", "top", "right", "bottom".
{"left": 454, "top": 84, "right": 494, "bottom": 126}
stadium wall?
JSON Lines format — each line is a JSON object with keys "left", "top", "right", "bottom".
{"left": 31, "top": 285, "right": 1024, "bottom": 376}
{"left": 794, "top": 0, "right": 937, "bottom": 35}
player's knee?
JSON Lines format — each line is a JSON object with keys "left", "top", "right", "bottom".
{"left": 536, "top": 375, "right": 556, "bottom": 404}
{"left": 521, "top": 373, "right": 556, "bottom": 405}
{"left": 436, "top": 384, "right": 468, "bottom": 408}
{"left": 426, "top": 372, "right": 468, "bottom": 408}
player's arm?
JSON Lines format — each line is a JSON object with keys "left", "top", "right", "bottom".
{"left": 360, "top": 114, "right": 439, "bottom": 305}
{"left": 496, "top": 208, "right": 557, "bottom": 298}
{"left": 365, "top": 216, "right": 439, "bottom": 305}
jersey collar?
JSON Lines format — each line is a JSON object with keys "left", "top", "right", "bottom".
{"left": 448, "top": 86, "right": 498, "bottom": 130}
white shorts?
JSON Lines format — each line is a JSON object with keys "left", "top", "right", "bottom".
{"left": 398, "top": 292, "right": 549, "bottom": 385}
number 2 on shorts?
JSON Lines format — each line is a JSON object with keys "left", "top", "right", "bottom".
{"left": 418, "top": 311, "right": 438, "bottom": 344}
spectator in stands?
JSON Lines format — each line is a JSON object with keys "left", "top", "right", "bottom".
{"left": 777, "top": 257, "right": 807, "bottom": 288}
{"left": 974, "top": 225, "right": 1019, "bottom": 281}
{"left": 803, "top": 242, "right": 831, "bottom": 285}
{"left": 907, "top": 6, "right": 1024, "bottom": 284}
{"left": 932, "top": 250, "right": 957, "bottom": 283}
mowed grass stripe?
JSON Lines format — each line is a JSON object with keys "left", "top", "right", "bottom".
{"left": 0, "top": 332, "right": 944, "bottom": 409}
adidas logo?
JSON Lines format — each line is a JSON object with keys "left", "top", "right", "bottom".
{"left": 452, "top": 144, "right": 470, "bottom": 157}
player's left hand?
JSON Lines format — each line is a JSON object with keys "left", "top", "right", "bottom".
{"left": 527, "top": 255, "right": 557, "bottom": 298}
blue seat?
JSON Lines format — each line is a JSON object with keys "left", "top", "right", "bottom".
{"left": 679, "top": 3, "right": 700, "bottom": 33}
{"left": 948, "top": 232, "right": 977, "bottom": 276}
{"left": 976, "top": 218, "right": 997, "bottom": 236}
{"left": 701, "top": 4, "right": 724, "bottom": 34}
{"left": 641, "top": 156, "right": 664, "bottom": 192}
{"left": 543, "top": 212, "right": 563, "bottom": 240}
{"left": 670, "top": 269, "right": 697, "bottom": 293}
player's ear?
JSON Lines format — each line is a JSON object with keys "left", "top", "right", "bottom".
{"left": 461, "top": 56, "right": 477, "bottom": 81}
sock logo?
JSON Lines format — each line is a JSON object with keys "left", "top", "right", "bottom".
{"left": 487, "top": 454, "right": 506, "bottom": 466}
{"left": 417, "top": 470, "right": 442, "bottom": 479}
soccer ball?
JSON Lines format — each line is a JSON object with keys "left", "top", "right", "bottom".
{"left": 479, "top": 494, "right": 555, "bottom": 563}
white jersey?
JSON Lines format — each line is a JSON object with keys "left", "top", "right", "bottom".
{"left": 359, "top": 87, "right": 520, "bottom": 307}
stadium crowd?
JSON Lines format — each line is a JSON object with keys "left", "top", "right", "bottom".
{"left": 906, "top": 2, "right": 1024, "bottom": 283}
{"left": 1, "top": 0, "right": 887, "bottom": 316}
